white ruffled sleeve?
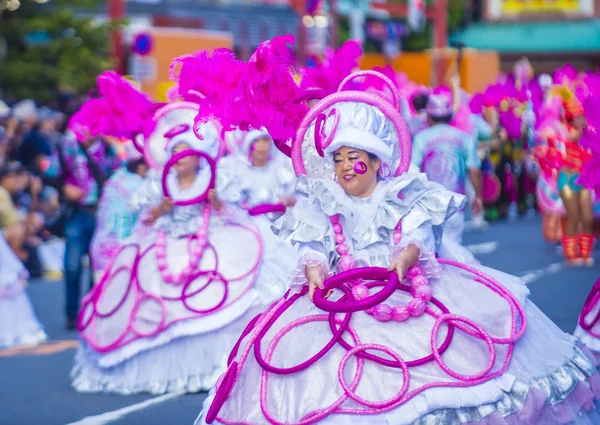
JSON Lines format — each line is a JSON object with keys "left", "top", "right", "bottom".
{"left": 390, "top": 223, "right": 442, "bottom": 280}
{"left": 286, "top": 241, "right": 331, "bottom": 293}
{"left": 272, "top": 178, "right": 336, "bottom": 292}
{"left": 216, "top": 158, "right": 245, "bottom": 206}
{"left": 129, "top": 169, "right": 163, "bottom": 212}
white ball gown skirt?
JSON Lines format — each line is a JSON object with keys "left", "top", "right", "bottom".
{"left": 71, "top": 219, "right": 294, "bottom": 395}
{"left": 0, "top": 234, "right": 47, "bottom": 348}
{"left": 575, "top": 278, "right": 600, "bottom": 366}
{"left": 195, "top": 262, "right": 600, "bottom": 425}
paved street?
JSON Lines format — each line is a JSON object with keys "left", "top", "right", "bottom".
{"left": 1, "top": 215, "right": 598, "bottom": 425}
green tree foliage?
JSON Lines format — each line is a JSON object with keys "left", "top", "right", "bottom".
{"left": 0, "top": 0, "right": 121, "bottom": 103}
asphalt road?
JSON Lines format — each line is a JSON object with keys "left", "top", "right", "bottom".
{"left": 1, "top": 215, "right": 598, "bottom": 425}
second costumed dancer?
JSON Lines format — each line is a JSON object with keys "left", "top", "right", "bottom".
{"left": 71, "top": 100, "right": 291, "bottom": 395}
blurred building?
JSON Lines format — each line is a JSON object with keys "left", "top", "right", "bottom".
{"left": 119, "top": 0, "right": 300, "bottom": 59}
{"left": 453, "top": 0, "right": 600, "bottom": 72}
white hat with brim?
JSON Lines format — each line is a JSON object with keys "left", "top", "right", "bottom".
{"left": 324, "top": 126, "right": 394, "bottom": 167}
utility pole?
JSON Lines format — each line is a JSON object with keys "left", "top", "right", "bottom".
{"left": 432, "top": 0, "right": 448, "bottom": 86}
{"left": 107, "top": 0, "right": 125, "bottom": 73}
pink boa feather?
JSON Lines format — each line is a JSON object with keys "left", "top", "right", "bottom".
{"left": 299, "top": 40, "right": 363, "bottom": 96}
{"left": 68, "top": 71, "right": 154, "bottom": 142}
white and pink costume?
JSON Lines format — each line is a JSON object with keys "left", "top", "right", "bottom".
{"left": 0, "top": 233, "right": 47, "bottom": 348}
{"left": 71, "top": 103, "right": 289, "bottom": 395}
{"left": 196, "top": 73, "right": 600, "bottom": 425}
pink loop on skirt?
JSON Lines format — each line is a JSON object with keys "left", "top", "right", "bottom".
{"left": 579, "top": 277, "right": 600, "bottom": 334}
{"left": 431, "top": 314, "right": 496, "bottom": 382}
{"left": 338, "top": 343, "right": 409, "bottom": 408}
{"left": 206, "top": 361, "right": 239, "bottom": 423}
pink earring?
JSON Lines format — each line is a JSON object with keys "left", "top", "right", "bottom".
{"left": 379, "top": 163, "right": 391, "bottom": 178}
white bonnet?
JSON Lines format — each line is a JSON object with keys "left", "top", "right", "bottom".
{"left": 322, "top": 102, "right": 397, "bottom": 168}
{"left": 165, "top": 121, "right": 220, "bottom": 159}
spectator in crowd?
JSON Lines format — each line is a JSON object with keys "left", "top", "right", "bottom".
{"left": 0, "top": 162, "right": 44, "bottom": 264}
{"left": 59, "top": 131, "right": 124, "bottom": 330}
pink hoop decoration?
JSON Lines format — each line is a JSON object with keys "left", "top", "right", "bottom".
{"left": 130, "top": 294, "right": 167, "bottom": 338}
{"left": 314, "top": 108, "right": 340, "bottom": 157}
{"left": 273, "top": 139, "right": 292, "bottom": 158}
{"left": 132, "top": 133, "right": 144, "bottom": 153}
{"left": 313, "top": 268, "right": 399, "bottom": 313}
{"left": 338, "top": 71, "right": 401, "bottom": 112}
{"left": 431, "top": 314, "right": 496, "bottom": 382}
{"left": 293, "top": 91, "right": 412, "bottom": 178}
{"left": 161, "top": 149, "right": 216, "bottom": 206}
{"left": 579, "top": 277, "right": 600, "bottom": 334}
{"left": 205, "top": 361, "right": 239, "bottom": 423}
{"left": 164, "top": 124, "right": 191, "bottom": 139}
{"left": 248, "top": 203, "right": 287, "bottom": 216}
{"left": 143, "top": 102, "right": 201, "bottom": 170}
{"left": 379, "top": 163, "right": 392, "bottom": 179}
{"left": 338, "top": 344, "right": 409, "bottom": 408}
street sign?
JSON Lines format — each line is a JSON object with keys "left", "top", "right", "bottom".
{"left": 129, "top": 55, "right": 156, "bottom": 83}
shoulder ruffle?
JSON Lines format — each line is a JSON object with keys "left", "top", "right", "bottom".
{"left": 273, "top": 171, "right": 465, "bottom": 251}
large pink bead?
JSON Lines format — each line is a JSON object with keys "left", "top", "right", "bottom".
{"left": 411, "top": 275, "right": 429, "bottom": 288}
{"left": 336, "top": 244, "right": 349, "bottom": 256}
{"left": 414, "top": 285, "right": 433, "bottom": 302}
{"left": 391, "top": 305, "right": 410, "bottom": 322}
{"left": 407, "top": 299, "right": 426, "bottom": 317}
{"left": 163, "top": 273, "right": 173, "bottom": 283}
{"left": 352, "top": 284, "right": 369, "bottom": 300}
{"left": 333, "top": 223, "right": 343, "bottom": 234}
{"left": 330, "top": 215, "right": 339, "bottom": 224}
{"left": 338, "top": 255, "right": 355, "bottom": 271}
{"left": 157, "top": 258, "right": 167, "bottom": 270}
{"left": 335, "top": 234, "right": 346, "bottom": 244}
{"left": 373, "top": 304, "right": 392, "bottom": 322}
{"left": 182, "top": 266, "right": 193, "bottom": 277}
{"left": 406, "top": 266, "right": 423, "bottom": 280}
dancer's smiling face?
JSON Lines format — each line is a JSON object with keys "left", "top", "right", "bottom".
{"left": 333, "top": 146, "right": 380, "bottom": 198}
{"left": 172, "top": 143, "right": 200, "bottom": 175}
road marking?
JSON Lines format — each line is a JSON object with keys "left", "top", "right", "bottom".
{"left": 0, "top": 340, "right": 79, "bottom": 358}
{"left": 465, "top": 241, "right": 499, "bottom": 255}
{"left": 519, "top": 262, "right": 563, "bottom": 284}
{"left": 66, "top": 392, "right": 184, "bottom": 425}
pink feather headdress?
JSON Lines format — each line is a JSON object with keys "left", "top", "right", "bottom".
{"left": 69, "top": 71, "right": 155, "bottom": 142}
{"left": 173, "top": 35, "right": 308, "bottom": 156}
{"left": 299, "top": 40, "right": 363, "bottom": 97}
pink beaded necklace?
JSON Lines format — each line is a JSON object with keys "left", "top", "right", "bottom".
{"left": 329, "top": 213, "right": 432, "bottom": 323}
{"left": 156, "top": 203, "right": 211, "bottom": 284}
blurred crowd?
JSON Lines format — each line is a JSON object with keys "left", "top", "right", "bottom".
{"left": 0, "top": 98, "right": 126, "bottom": 290}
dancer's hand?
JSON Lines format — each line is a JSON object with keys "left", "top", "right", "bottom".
{"left": 305, "top": 265, "right": 325, "bottom": 301}
{"left": 144, "top": 198, "right": 173, "bottom": 225}
{"left": 208, "top": 189, "right": 223, "bottom": 211}
{"left": 388, "top": 256, "right": 409, "bottom": 281}
{"left": 159, "top": 197, "right": 174, "bottom": 215}
{"left": 388, "top": 244, "right": 420, "bottom": 281}
{"left": 280, "top": 197, "right": 297, "bottom": 207}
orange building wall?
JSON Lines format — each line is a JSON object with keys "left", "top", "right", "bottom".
{"left": 136, "top": 28, "right": 233, "bottom": 101}
{"left": 360, "top": 50, "right": 499, "bottom": 93}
